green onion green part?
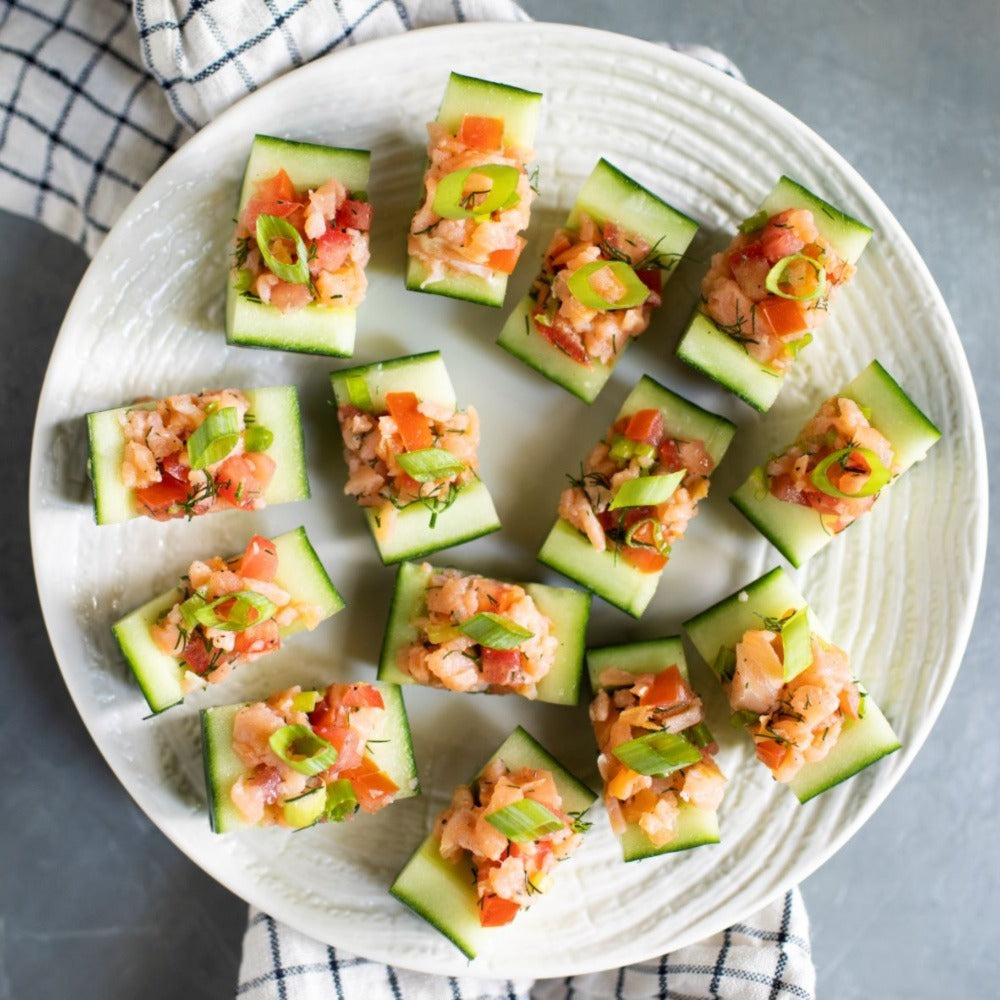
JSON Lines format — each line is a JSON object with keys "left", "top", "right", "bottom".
{"left": 712, "top": 646, "right": 737, "bottom": 683}
{"left": 608, "top": 435, "right": 657, "bottom": 465}
{"left": 567, "top": 260, "right": 650, "bottom": 311}
{"left": 779, "top": 606, "right": 813, "bottom": 681}
{"left": 345, "top": 375, "right": 373, "bottom": 412}
{"left": 485, "top": 798, "right": 564, "bottom": 842}
{"left": 458, "top": 612, "right": 533, "bottom": 650}
{"left": 187, "top": 407, "right": 240, "bottom": 470}
{"left": 282, "top": 787, "right": 326, "bottom": 828}
{"left": 739, "top": 209, "right": 769, "bottom": 234}
{"left": 432, "top": 164, "right": 521, "bottom": 220}
{"left": 612, "top": 730, "right": 701, "bottom": 776}
{"left": 730, "top": 709, "right": 761, "bottom": 728}
{"left": 269, "top": 725, "right": 338, "bottom": 776}
{"left": 810, "top": 446, "right": 893, "bottom": 499}
{"left": 193, "top": 590, "right": 277, "bottom": 632}
{"left": 609, "top": 470, "right": 684, "bottom": 510}
{"left": 178, "top": 592, "right": 208, "bottom": 631}
{"left": 324, "top": 779, "right": 359, "bottom": 822}
{"left": 291, "top": 690, "right": 322, "bottom": 713}
{"left": 255, "top": 213, "right": 310, "bottom": 285}
{"left": 243, "top": 424, "right": 274, "bottom": 452}
{"left": 686, "top": 722, "right": 714, "bottom": 748}
{"left": 395, "top": 447, "right": 466, "bottom": 482}
{"left": 764, "top": 254, "right": 827, "bottom": 301}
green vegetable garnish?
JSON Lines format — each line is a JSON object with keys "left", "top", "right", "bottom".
{"left": 567, "top": 260, "right": 650, "bottom": 311}
{"left": 345, "top": 374, "right": 372, "bottom": 412}
{"left": 810, "top": 446, "right": 892, "bottom": 499}
{"left": 324, "top": 779, "right": 359, "bottom": 822}
{"left": 187, "top": 407, "right": 240, "bottom": 469}
{"left": 432, "top": 164, "right": 520, "bottom": 220}
{"left": 194, "top": 590, "right": 276, "bottom": 632}
{"left": 458, "top": 612, "right": 533, "bottom": 650}
{"left": 612, "top": 730, "right": 701, "bottom": 776}
{"left": 243, "top": 424, "right": 274, "bottom": 452}
{"left": 486, "top": 798, "right": 564, "bottom": 841}
{"left": 765, "top": 254, "right": 827, "bottom": 302}
{"left": 268, "top": 725, "right": 338, "bottom": 776}
{"left": 609, "top": 471, "right": 684, "bottom": 510}
{"left": 256, "top": 213, "right": 310, "bottom": 285}
{"left": 395, "top": 448, "right": 466, "bottom": 482}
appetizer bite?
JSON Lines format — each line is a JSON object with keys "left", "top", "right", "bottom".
{"left": 201, "top": 680, "right": 418, "bottom": 833}
{"left": 538, "top": 375, "right": 735, "bottom": 617}
{"left": 378, "top": 561, "right": 590, "bottom": 705}
{"left": 330, "top": 351, "right": 501, "bottom": 564}
{"left": 87, "top": 385, "right": 309, "bottom": 525}
{"left": 587, "top": 638, "right": 725, "bottom": 861}
{"left": 227, "top": 134, "right": 372, "bottom": 356}
{"left": 113, "top": 527, "right": 343, "bottom": 714}
{"left": 391, "top": 726, "right": 595, "bottom": 958}
{"left": 498, "top": 159, "right": 698, "bottom": 402}
{"left": 730, "top": 360, "right": 940, "bottom": 566}
{"left": 684, "top": 567, "right": 900, "bottom": 802}
{"left": 406, "top": 72, "right": 542, "bottom": 306}
{"left": 676, "top": 176, "right": 873, "bottom": 411}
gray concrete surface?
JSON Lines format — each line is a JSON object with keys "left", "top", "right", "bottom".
{"left": 2, "top": 1, "right": 997, "bottom": 997}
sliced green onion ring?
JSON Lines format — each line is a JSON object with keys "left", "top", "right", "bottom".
{"left": 810, "top": 446, "right": 892, "bottom": 499}
{"left": 764, "top": 254, "right": 827, "bottom": 301}
{"left": 458, "top": 612, "right": 533, "bottom": 650}
{"left": 612, "top": 730, "right": 701, "bottom": 777}
{"left": 187, "top": 407, "right": 240, "bottom": 470}
{"left": 268, "top": 725, "right": 338, "bottom": 776}
{"left": 431, "top": 164, "right": 521, "bottom": 220}
{"left": 395, "top": 447, "right": 466, "bottom": 482}
{"left": 193, "top": 590, "right": 277, "bottom": 632}
{"left": 567, "top": 260, "right": 650, "bottom": 311}
{"left": 486, "top": 798, "right": 564, "bottom": 842}
{"left": 324, "top": 779, "right": 359, "bottom": 822}
{"left": 243, "top": 424, "right": 274, "bottom": 453}
{"left": 778, "top": 606, "right": 813, "bottom": 681}
{"left": 623, "top": 517, "right": 671, "bottom": 556}
{"left": 712, "top": 646, "right": 736, "bottom": 683}
{"left": 345, "top": 374, "right": 373, "bottom": 411}
{"left": 608, "top": 435, "right": 657, "bottom": 465}
{"left": 255, "top": 213, "right": 310, "bottom": 285}
{"left": 178, "top": 592, "right": 208, "bottom": 631}
{"left": 609, "top": 470, "right": 684, "bottom": 511}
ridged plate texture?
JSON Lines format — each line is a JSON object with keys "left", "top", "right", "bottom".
{"left": 29, "top": 22, "right": 986, "bottom": 979}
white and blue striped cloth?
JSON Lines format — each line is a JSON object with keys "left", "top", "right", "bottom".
{"left": 0, "top": 3, "right": 807, "bottom": 998}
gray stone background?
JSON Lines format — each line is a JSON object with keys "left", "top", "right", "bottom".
{"left": 2, "top": 1, "right": 996, "bottom": 997}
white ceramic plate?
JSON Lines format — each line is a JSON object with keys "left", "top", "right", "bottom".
{"left": 30, "top": 22, "right": 986, "bottom": 979}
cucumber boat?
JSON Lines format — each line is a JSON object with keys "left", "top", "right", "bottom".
{"left": 87, "top": 385, "right": 309, "bottom": 525}
{"left": 406, "top": 72, "right": 542, "bottom": 307}
{"left": 538, "top": 375, "right": 735, "bottom": 617}
{"left": 330, "top": 351, "right": 501, "bottom": 563}
{"left": 377, "top": 560, "right": 591, "bottom": 705}
{"left": 201, "top": 680, "right": 418, "bottom": 833}
{"left": 227, "top": 134, "right": 372, "bottom": 356}
{"left": 587, "top": 638, "right": 723, "bottom": 861}
{"left": 730, "top": 360, "right": 941, "bottom": 567}
{"left": 498, "top": 159, "right": 699, "bottom": 402}
{"left": 112, "top": 527, "right": 344, "bottom": 714}
{"left": 676, "top": 176, "right": 873, "bottom": 411}
{"left": 390, "top": 726, "right": 596, "bottom": 959}
{"left": 683, "top": 567, "right": 900, "bottom": 803}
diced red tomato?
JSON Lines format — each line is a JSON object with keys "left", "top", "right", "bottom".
{"left": 308, "top": 700, "right": 347, "bottom": 739}
{"left": 536, "top": 316, "right": 591, "bottom": 366}
{"left": 331, "top": 683, "right": 385, "bottom": 710}
{"left": 636, "top": 268, "right": 662, "bottom": 294}
{"left": 239, "top": 535, "right": 278, "bottom": 582}
{"left": 334, "top": 199, "right": 373, "bottom": 232}
{"left": 160, "top": 450, "right": 188, "bottom": 481}
{"left": 758, "top": 296, "right": 810, "bottom": 338}
{"left": 481, "top": 648, "right": 522, "bottom": 686}
{"left": 458, "top": 115, "right": 505, "bottom": 152}
{"left": 385, "top": 392, "right": 433, "bottom": 451}
{"left": 488, "top": 237, "right": 525, "bottom": 274}
{"left": 754, "top": 738, "right": 786, "bottom": 772}
{"left": 232, "top": 619, "right": 280, "bottom": 657}
{"left": 340, "top": 755, "right": 399, "bottom": 814}
{"left": 624, "top": 408, "right": 664, "bottom": 445}
{"left": 658, "top": 438, "right": 683, "bottom": 472}
{"left": 215, "top": 452, "right": 276, "bottom": 508}
{"left": 314, "top": 227, "right": 352, "bottom": 271}
{"left": 181, "top": 636, "right": 232, "bottom": 675}
{"left": 258, "top": 169, "right": 296, "bottom": 203}
{"left": 326, "top": 727, "right": 364, "bottom": 774}
{"left": 242, "top": 170, "right": 304, "bottom": 235}
{"left": 640, "top": 665, "right": 691, "bottom": 708}
{"left": 620, "top": 546, "right": 668, "bottom": 573}
{"left": 478, "top": 893, "right": 520, "bottom": 928}
{"left": 134, "top": 472, "right": 191, "bottom": 520}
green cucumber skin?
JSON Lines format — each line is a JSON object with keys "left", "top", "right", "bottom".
{"left": 729, "top": 360, "right": 941, "bottom": 567}
{"left": 407, "top": 74, "right": 541, "bottom": 307}
{"left": 377, "top": 561, "right": 590, "bottom": 706}
{"left": 390, "top": 726, "right": 595, "bottom": 958}
{"left": 498, "top": 159, "right": 698, "bottom": 402}
{"left": 586, "top": 638, "right": 721, "bottom": 861}
{"left": 202, "top": 680, "right": 418, "bottom": 834}
{"left": 330, "top": 353, "right": 501, "bottom": 563}
{"left": 228, "top": 135, "right": 371, "bottom": 356}
{"left": 682, "top": 567, "right": 901, "bottom": 800}
{"left": 112, "top": 527, "right": 343, "bottom": 714}
{"left": 86, "top": 386, "right": 309, "bottom": 525}
{"left": 676, "top": 175, "right": 873, "bottom": 411}
{"left": 538, "top": 376, "right": 734, "bottom": 617}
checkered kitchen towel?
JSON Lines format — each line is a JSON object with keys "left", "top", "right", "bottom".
{"left": 0, "top": 3, "right": 802, "bottom": 998}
